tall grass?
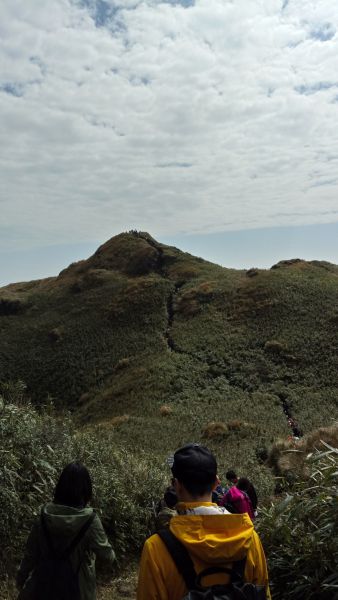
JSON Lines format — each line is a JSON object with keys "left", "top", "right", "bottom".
{"left": 259, "top": 444, "right": 338, "bottom": 599}
{"left": 0, "top": 388, "right": 166, "bottom": 577}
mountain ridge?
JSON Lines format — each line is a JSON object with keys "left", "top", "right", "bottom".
{"left": 0, "top": 231, "right": 337, "bottom": 480}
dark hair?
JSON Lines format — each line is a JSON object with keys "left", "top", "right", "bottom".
{"left": 226, "top": 470, "right": 237, "bottom": 482}
{"left": 237, "top": 477, "right": 250, "bottom": 492}
{"left": 182, "top": 479, "right": 215, "bottom": 498}
{"left": 237, "top": 477, "right": 258, "bottom": 510}
{"left": 164, "top": 486, "right": 178, "bottom": 509}
{"left": 172, "top": 444, "right": 217, "bottom": 499}
{"left": 54, "top": 462, "right": 92, "bottom": 508}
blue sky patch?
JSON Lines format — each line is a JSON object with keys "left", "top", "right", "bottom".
{"left": 77, "top": 0, "right": 121, "bottom": 28}
{"left": 310, "top": 23, "right": 336, "bottom": 42}
{"left": 0, "top": 83, "right": 23, "bottom": 97}
{"left": 295, "top": 81, "right": 337, "bottom": 95}
{"left": 161, "top": 0, "right": 195, "bottom": 7}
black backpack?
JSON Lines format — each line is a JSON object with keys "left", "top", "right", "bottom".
{"left": 158, "top": 529, "right": 267, "bottom": 600}
{"left": 30, "top": 509, "right": 95, "bottom": 600}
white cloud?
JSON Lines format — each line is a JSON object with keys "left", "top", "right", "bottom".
{"left": 1, "top": 0, "right": 338, "bottom": 250}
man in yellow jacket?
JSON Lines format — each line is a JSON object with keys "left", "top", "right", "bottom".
{"left": 137, "top": 444, "right": 271, "bottom": 600}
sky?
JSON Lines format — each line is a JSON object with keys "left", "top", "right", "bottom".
{"left": 1, "top": 0, "right": 338, "bottom": 285}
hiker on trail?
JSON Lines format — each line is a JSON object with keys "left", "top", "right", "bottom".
{"left": 211, "top": 475, "right": 225, "bottom": 505}
{"left": 225, "top": 469, "right": 238, "bottom": 485}
{"left": 17, "top": 462, "right": 115, "bottom": 600}
{"left": 137, "top": 444, "right": 270, "bottom": 600}
{"left": 237, "top": 477, "right": 258, "bottom": 517}
{"left": 292, "top": 423, "right": 303, "bottom": 438}
{"left": 225, "top": 471, "right": 258, "bottom": 515}
{"left": 219, "top": 483, "right": 255, "bottom": 521}
{"left": 155, "top": 486, "right": 178, "bottom": 530}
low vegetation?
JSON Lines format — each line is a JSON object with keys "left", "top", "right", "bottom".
{"left": 259, "top": 444, "right": 338, "bottom": 599}
{"left": 0, "top": 383, "right": 166, "bottom": 578}
{"left": 1, "top": 386, "right": 337, "bottom": 600}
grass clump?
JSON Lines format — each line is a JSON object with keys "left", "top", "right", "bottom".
{"left": 159, "top": 405, "right": 173, "bottom": 416}
{"left": 259, "top": 444, "right": 338, "bottom": 600}
{"left": 202, "top": 421, "right": 227, "bottom": 439}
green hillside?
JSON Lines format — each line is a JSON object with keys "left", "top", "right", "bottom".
{"left": 1, "top": 231, "right": 337, "bottom": 487}
{"left": 1, "top": 231, "right": 338, "bottom": 599}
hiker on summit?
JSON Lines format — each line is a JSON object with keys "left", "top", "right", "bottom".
{"left": 137, "top": 444, "right": 270, "bottom": 600}
{"left": 17, "top": 462, "right": 115, "bottom": 600}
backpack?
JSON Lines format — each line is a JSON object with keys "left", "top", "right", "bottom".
{"left": 23, "top": 509, "right": 95, "bottom": 600}
{"left": 221, "top": 488, "right": 254, "bottom": 520}
{"left": 158, "top": 529, "right": 266, "bottom": 600}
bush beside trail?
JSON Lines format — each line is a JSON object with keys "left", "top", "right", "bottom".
{"left": 0, "top": 391, "right": 166, "bottom": 577}
{"left": 259, "top": 444, "right": 338, "bottom": 600}
{"left": 266, "top": 423, "right": 338, "bottom": 480}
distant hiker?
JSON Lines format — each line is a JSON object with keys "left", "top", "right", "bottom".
{"left": 293, "top": 425, "right": 303, "bottom": 438}
{"left": 137, "top": 443, "right": 271, "bottom": 600}
{"left": 155, "top": 486, "right": 178, "bottom": 530}
{"left": 237, "top": 477, "right": 258, "bottom": 516}
{"left": 17, "top": 462, "right": 115, "bottom": 600}
{"left": 220, "top": 485, "right": 255, "bottom": 521}
{"left": 225, "top": 469, "right": 238, "bottom": 485}
{"left": 211, "top": 475, "right": 225, "bottom": 505}
{"left": 225, "top": 471, "right": 258, "bottom": 515}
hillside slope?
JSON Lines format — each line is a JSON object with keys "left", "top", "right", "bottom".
{"left": 1, "top": 232, "right": 337, "bottom": 484}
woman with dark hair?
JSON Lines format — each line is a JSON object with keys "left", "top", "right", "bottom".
{"left": 17, "top": 462, "right": 115, "bottom": 600}
{"left": 237, "top": 477, "right": 258, "bottom": 512}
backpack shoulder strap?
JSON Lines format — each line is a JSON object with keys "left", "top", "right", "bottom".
{"left": 157, "top": 528, "right": 196, "bottom": 590}
{"left": 40, "top": 508, "right": 96, "bottom": 559}
{"left": 63, "top": 511, "right": 96, "bottom": 557}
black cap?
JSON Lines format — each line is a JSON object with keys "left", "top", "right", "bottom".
{"left": 171, "top": 443, "right": 217, "bottom": 486}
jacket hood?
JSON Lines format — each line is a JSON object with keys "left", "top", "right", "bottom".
{"left": 42, "top": 502, "right": 94, "bottom": 537}
{"left": 170, "top": 502, "right": 254, "bottom": 564}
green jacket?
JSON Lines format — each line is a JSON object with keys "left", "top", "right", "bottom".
{"left": 17, "top": 503, "right": 115, "bottom": 600}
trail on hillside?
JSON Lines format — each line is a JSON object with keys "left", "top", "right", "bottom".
{"left": 279, "top": 396, "right": 303, "bottom": 438}
{"left": 141, "top": 232, "right": 305, "bottom": 441}
{"left": 165, "top": 284, "right": 183, "bottom": 351}
{"left": 139, "top": 233, "right": 184, "bottom": 354}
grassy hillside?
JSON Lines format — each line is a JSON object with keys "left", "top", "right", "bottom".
{"left": 1, "top": 231, "right": 337, "bottom": 494}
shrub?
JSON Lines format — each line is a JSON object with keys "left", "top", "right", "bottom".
{"left": 264, "top": 340, "right": 288, "bottom": 355}
{"left": 0, "top": 397, "right": 167, "bottom": 578}
{"left": 259, "top": 445, "right": 338, "bottom": 599}
{"left": 0, "top": 298, "right": 26, "bottom": 315}
{"left": 0, "top": 400, "right": 76, "bottom": 575}
{"left": 109, "top": 415, "right": 130, "bottom": 427}
{"left": 202, "top": 421, "right": 227, "bottom": 439}
{"left": 266, "top": 424, "right": 338, "bottom": 479}
{"left": 114, "top": 357, "right": 131, "bottom": 371}
{"left": 77, "top": 430, "right": 166, "bottom": 558}
{"left": 159, "top": 405, "right": 172, "bottom": 416}
{"left": 227, "top": 420, "right": 242, "bottom": 431}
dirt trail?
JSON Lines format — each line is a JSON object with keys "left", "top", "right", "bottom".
{"left": 278, "top": 394, "right": 303, "bottom": 438}
{"left": 1, "top": 566, "right": 138, "bottom": 600}
{"left": 98, "top": 567, "right": 137, "bottom": 600}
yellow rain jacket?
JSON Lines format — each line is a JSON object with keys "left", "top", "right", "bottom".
{"left": 137, "top": 502, "right": 271, "bottom": 600}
